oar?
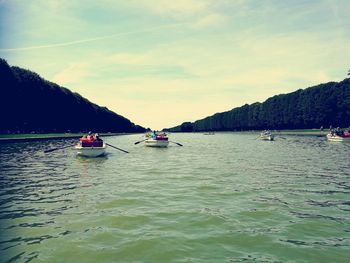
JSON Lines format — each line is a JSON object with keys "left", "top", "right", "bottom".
{"left": 44, "top": 144, "right": 75, "bottom": 153}
{"left": 134, "top": 139, "right": 145, "bottom": 145}
{"left": 106, "top": 143, "right": 129, "bottom": 153}
{"left": 169, "top": 141, "right": 183, "bottom": 146}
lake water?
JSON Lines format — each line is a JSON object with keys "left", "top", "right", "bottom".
{"left": 0, "top": 133, "right": 349, "bottom": 263}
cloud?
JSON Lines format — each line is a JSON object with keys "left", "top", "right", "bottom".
{"left": 107, "top": 53, "right": 151, "bottom": 65}
{"left": 52, "top": 62, "right": 92, "bottom": 85}
{"left": 0, "top": 22, "right": 185, "bottom": 52}
{"left": 191, "top": 13, "right": 228, "bottom": 29}
{"left": 134, "top": 0, "right": 211, "bottom": 17}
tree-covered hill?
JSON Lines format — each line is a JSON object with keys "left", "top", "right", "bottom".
{"left": 0, "top": 58, "right": 146, "bottom": 133}
{"left": 165, "top": 78, "right": 350, "bottom": 132}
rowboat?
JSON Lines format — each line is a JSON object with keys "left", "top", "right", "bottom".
{"left": 327, "top": 133, "right": 350, "bottom": 142}
{"left": 145, "top": 132, "right": 169, "bottom": 147}
{"left": 74, "top": 142, "right": 107, "bottom": 157}
{"left": 260, "top": 131, "right": 274, "bottom": 141}
{"left": 74, "top": 133, "right": 107, "bottom": 157}
{"left": 145, "top": 138, "right": 169, "bottom": 147}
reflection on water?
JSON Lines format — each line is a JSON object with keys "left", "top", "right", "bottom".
{"left": 0, "top": 134, "right": 349, "bottom": 262}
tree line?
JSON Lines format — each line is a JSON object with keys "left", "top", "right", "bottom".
{"left": 165, "top": 78, "right": 350, "bottom": 132}
{"left": 0, "top": 58, "right": 146, "bottom": 134}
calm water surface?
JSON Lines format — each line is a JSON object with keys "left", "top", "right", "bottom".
{"left": 0, "top": 133, "right": 349, "bottom": 262}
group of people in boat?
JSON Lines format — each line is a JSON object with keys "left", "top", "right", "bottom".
{"left": 261, "top": 130, "right": 272, "bottom": 135}
{"left": 329, "top": 127, "right": 350, "bottom": 137}
{"left": 80, "top": 131, "right": 103, "bottom": 147}
{"left": 147, "top": 131, "right": 168, "bottom": 141}
{"left": 260, "top": 130, "right": 272, "bottom": 136}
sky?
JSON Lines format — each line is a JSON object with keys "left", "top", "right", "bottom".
{"left": 1, "top": 0, "right": 350, "bottom": 130}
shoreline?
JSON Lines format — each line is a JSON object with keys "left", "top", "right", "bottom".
{"left": 274, "top": 130, "right": 327, "bottom": 136}
{"left": 226, "top": 130, "right": 327, "bottom": 136}
{"left": 0, "top": 130, "right": 329, "bottom": 143}
{"left": 0, "top": 133, "right": 134, "bottom": 143}
{"left": 179, "top": 130, "right": 328, "bottom": 136}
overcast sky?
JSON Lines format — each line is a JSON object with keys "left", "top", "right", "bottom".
{"left": 1, "top": 0, "right": 349, "bottom": 130}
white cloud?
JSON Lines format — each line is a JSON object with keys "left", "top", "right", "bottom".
{"left": 135, "top": 0, "right": 211, "bottom": 17}
{"left": 107, "top": 53, "right": 151, "bottom": 65}
{"left": 52, "top": 62, "right": 92, "bottom": 86}
{"left": 191, "top": 13, "right": 228, "bottom": 29}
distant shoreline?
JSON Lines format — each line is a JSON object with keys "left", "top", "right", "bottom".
{"left": 0, "top": 129, "right": 330, "bottom": 143}
{"left": 0, "top": 133, "right": 134, "bottom": 143}
{"left": 186, "top": 129, "right": 329, "bottom": 136}
{"left": 274, "top": 130, "right": 327, "bottom": 136}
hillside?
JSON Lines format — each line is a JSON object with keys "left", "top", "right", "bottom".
{"left": 0, "top": 58, "right": 146, "bottom": 134}
{"left": 165, "top": 78, "right": 350, "bottom": 132}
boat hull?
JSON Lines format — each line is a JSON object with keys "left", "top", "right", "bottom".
{"left": 327, "top": 134, "right": 350, "bottom": 142}
{"left": 74, "top": 144, "right": 107, "bottom": 157}
{"left": 145, "top": 139, "right": 169, "bottom": 147}
{"left": 260, "top": 135, "right": 274, "bottom": 141}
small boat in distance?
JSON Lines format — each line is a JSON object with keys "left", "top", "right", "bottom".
{"left": 203, "top": 132, "right": 215, "bottom": 135}
{"left": 74, "top": 132, "right": 107, "bottom": 157}
{"left": 260, "top": 130, "right": 274, "bottom": 141}
{"left": 145, "top": 131, "right": 169, "bottom": 147}
{"left": 327, "top": 128, "right": 350, "bottom": 142}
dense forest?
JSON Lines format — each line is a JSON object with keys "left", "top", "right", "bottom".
{"left": 0, "top": 58, "right": 146, "bottom": 133}
{"left": 165, "top": 78, "right": 350, "bottom": 132}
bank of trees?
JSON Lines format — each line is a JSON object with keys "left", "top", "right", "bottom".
{"left": 166, "top": 78, "right": 350, "bottom": 132}
{"left": 0, "top": 58, "right": 145, "bottom": 134}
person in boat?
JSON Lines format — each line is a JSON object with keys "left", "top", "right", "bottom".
{"left": 86, "top": 131, "right": 93, "bottom": 140}
{"left": 151, "top": 130, "right": 157, "bottom": 139}
{"left": 80, "top": 132, "right": 96, "bottom": 147}
{"left": 262, "top": 129, "right": 269, "bottom": 135}
{"left": 345, "top": 130, "right": 350, "bottom": 137}
{"left": 335, "top": 127, "right": 340, "bottom": 133}
{"left": 93, "top": 133, "right": 103, "bottom": 147}
{"left": 335, "top": 127, "right": 344, "bottom": 136}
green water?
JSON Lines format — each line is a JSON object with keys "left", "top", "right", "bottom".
{"left": 0, "top": 133, "right": 349, "bottom": 262}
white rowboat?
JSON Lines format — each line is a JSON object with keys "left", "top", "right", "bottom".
{"left": 144, "top": 138, "right": 169, "bottom": 147}
{"left": 327, "top": 133, "right": 350, "bottom": 142}
{"left": 260, "top": 132, "right": 274, "bottom": 141}
{"left": 74, "top": 143, "right": 107, "bottom": 157}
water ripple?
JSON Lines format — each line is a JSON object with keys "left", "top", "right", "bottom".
{"left": 0, "top": 134, "right": 349, "bottom": 262}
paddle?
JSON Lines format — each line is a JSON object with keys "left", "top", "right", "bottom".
{"left": 44, "top": 144, "right": 75, "bottom": 153}
{"left": 169, "top": 141, "right": 183, "bottom": 146}
{"left": 134, "top": 139, "right": 145, "bottom": 145}
{"left": 106, "top": 143, "right": 129, "bottom": 153}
